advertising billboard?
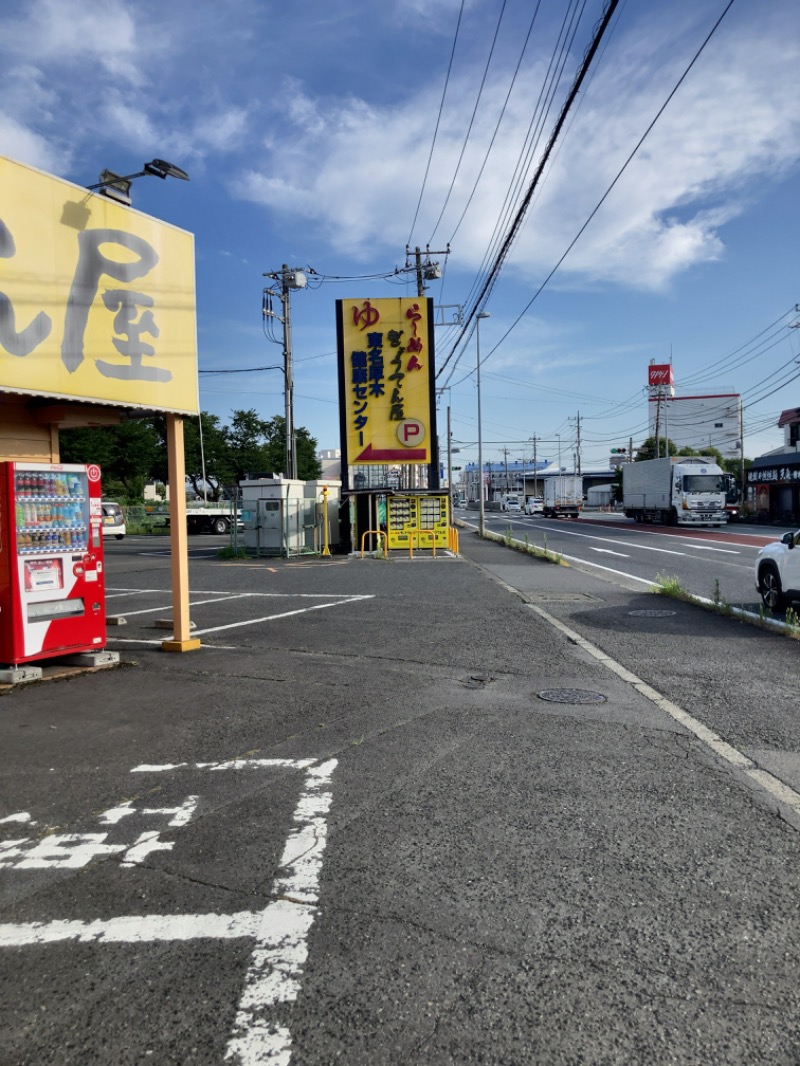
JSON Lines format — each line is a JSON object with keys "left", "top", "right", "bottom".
{"left": 0, "top": 155, "right": 198, "bottom": 414}
{"left": 648, "top": 363, "right": 674, "bottom": 388}
{"left": 336, "top": 297, "right": 436, "bottom": 465}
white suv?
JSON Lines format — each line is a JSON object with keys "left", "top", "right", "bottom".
{"left": 754, "top": 530, "right": 800, "bottom": 611}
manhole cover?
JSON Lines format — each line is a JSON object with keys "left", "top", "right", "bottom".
{"left": 538, "top": 688, "right": 607, "bottom": 705}
{"left": 628, "top": 609, "right": 677, "bottom": 618}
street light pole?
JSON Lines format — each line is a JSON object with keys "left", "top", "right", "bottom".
{"left": 476, "top": 312, "right": 490, "bottom": 537}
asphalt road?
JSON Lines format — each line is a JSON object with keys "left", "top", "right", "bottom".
{"left": 467, "top": 507, "right": 793, "bottom": 612}
{"left": 2, "top": 532, "right": 800, "bottom": 1064}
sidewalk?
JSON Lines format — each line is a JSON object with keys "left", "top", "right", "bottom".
{"left": 2, "top": 531, "right": 800, "bottom": 1064}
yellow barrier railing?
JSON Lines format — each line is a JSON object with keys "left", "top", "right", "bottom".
{"left": 409, "top": 529, "right": 436, "bottom": 559}
{"left": 448, "top": 526, "right": 459, "bottom": 554}
{"left": 360, "top": 530, "right": 388, "bottom": 559}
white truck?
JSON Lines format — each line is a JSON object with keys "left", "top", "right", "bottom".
{"left": 622, "top": 456, "right": 728, "bottom": 527}
{"left": 160, "top": 502, "right": 242, "bottom": 534}
{"left": 543, "top": 476, "right": 583, "bottom": 518}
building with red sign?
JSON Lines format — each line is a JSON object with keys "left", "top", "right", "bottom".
{"left": 647, "top": 360, "right": 742, "bottom": 460}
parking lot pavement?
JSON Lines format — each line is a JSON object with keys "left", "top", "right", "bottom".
{"left": 3, "top": 536, "right": 800, "bottom": 1063}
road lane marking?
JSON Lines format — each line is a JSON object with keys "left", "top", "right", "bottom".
{"left": 0, "top": 757, "right": 337, "bottom": 1066}
{"left": 527, "top": 604, "right": 800, "bottom": 823}
{"left": 589, "top": 548, "right": 629, "bottom": 557}
{"left": 560, "top": 555, "right": 656, "bottom": 585}
{"left": 485, "top": 520, "right": 689, "bottom": 557}
{"left": 692, "top": 545, "right": 740, "bottom": 554}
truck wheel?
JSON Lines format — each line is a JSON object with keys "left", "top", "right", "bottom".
{"left": 759, "top": 565, "right": 786, "bottom": 612}
{"left": 671, "top": 508, "right": 679, "bottom": 526}
{"left": 211, "top": 517, "right": 229, "bottom": 534}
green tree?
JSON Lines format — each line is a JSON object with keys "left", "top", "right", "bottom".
{"left": 183, "top": 413, "right": 235, "bottom": 500}
{"left": 224, "top": 409, "right": 273, "bottom": 481}
{"left": 635, "top": 436, "right": 678, "bottom": 461}
{"left": 261, "top": 416, "right": 322, "bottom": 481}
{"left": 60, "top": 408, "right": 323, "bottom": 499}
{"left": 612, "top": 466, "right": 624, "bottom": 502}
{"left": 60, "top": 419, "right": 161, "bottom": 500}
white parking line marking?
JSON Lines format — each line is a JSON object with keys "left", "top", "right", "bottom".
{"left": 107, "top": 589, "right": 362, "bottom": 599}
{"left": 0, "top": 911, "right": 262, "bottom": 946}
{"left": 131, "top": 759, "right": 315, "bottom": 772}
{"left": 0, "top": 757, "right": 337, "bottom": 1066}
{"left": 189, "top": 595, "right": 373, "bottom": 638}
{"left": 105, "top": 595, "right": 374, "bottom": 645}
{"left": 119, "top": 593, "right": 256, "bottom": 618}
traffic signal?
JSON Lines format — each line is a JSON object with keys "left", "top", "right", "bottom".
{"left": 610, "top": 447, "right": 627, "bottom": 454}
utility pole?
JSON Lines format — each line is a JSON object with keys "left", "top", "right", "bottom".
{"left": 654, "top": 391, "right": 661, "bottom": 460}
{"left": 576, "top": 412, "right": 582, "bottom": 476}
{"left": 262, "top": 265, "right": 308, "bottom": 479}
{"left": 447, "top": 404, "right": 453, "bottom": 513}
{"left": 405, "top": 245, "right": 450, "bottom": 297}
{"left": 532, "top": 436, "right": 538, "bottom": 497}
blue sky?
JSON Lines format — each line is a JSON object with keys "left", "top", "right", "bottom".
{"left": 1, "top": 0, "right": 799, "bottom": 473}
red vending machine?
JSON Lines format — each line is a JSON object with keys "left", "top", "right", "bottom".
{"left": 0, "top": 462, "right": 107, "bottom": 666}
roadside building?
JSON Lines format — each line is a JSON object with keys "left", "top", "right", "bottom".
{"left": 746, "top": 408, "right": 800, "bottom": 523}
{"left": 647, "top": 362, "right": 742, "bottom": 459}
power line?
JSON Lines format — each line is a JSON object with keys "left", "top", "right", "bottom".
{"left": 441, "top": 0, "right": 737, "bottom": 390}
{"left": 406, "top": 0, "right": 465, "bottom": 245}
{"left": 426, "top": 0, "right": 509, "bottom": 245}
{"left": 437, "top": 0, "right": 622, "bottom": 383}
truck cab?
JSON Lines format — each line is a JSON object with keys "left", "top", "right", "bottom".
{"left": 672, "top": 467, "right": 727, "bottom": 525}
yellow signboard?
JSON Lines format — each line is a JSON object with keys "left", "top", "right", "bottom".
{"left": 0, "top": 155, "right": 198, "bottom": 414}
{"left": 337, "top": 297, "right": 435, "bottom": 464}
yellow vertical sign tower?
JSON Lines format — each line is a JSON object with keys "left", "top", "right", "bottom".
{"left": 337, "top": 297, "right": 435, "bottom": 467}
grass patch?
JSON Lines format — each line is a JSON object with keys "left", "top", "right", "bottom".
{"left": 483, "top": 526, "right": 567, "bottom": 566}
{"left": 217, "top": 545, "right": 249, "bottom": 559}
{"left": 654, "top": 572, "right": 691, "bottom": 600}
{"left": 656, "top": 571, "right": 800, "bottom": 641}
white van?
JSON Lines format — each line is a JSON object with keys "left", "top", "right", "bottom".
{"left": 501, "top": 494, "right": 522, "bottom": 513}
{"left": 101, "top": 501, "right": 126, "bottom": 540}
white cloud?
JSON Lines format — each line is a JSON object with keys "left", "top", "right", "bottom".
{"left": 0, "top": 112, "right": 71, "bottom": 174}
{"left": 233, "top": 2, "right": 800, "bottom": 291}
{"left": 3, "top": 0, "right": 144, "bottom": 84}
{"left": 513, "top": 10, "right": 800, "bottom": 290}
